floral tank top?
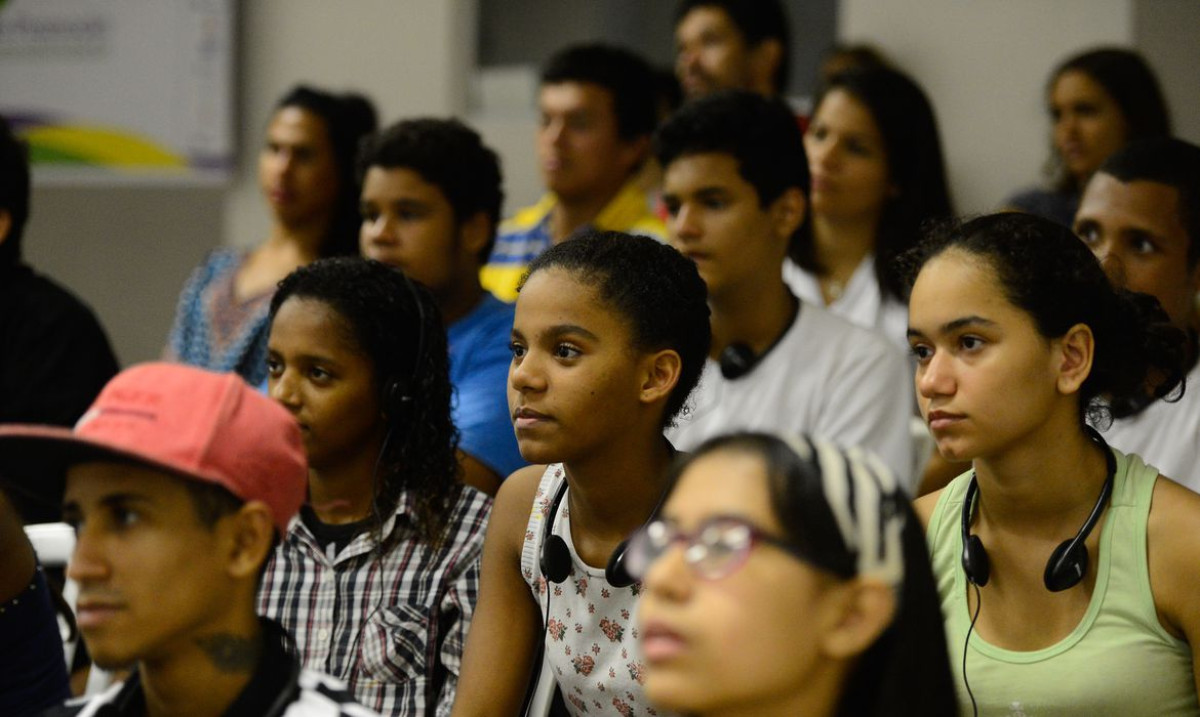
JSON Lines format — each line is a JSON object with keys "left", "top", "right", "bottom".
{"left": 520, "top": 464, "right": 668, "bottom": 717}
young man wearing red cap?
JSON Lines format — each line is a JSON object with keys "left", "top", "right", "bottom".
{"left": 0, "top": 363, "right": 378, "bottom": 717}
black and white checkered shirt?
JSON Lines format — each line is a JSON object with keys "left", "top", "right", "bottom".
{"left": 257, "top": 486, "right": 491, "bottom": 717}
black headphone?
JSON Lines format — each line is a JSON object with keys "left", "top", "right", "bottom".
{"left": 381, "top": 270, "right": 428, "bottom": 418}
{"left": 960, "top": 427, "right": 1116, "bottom": 592}
{"left": 717, "top": 294, "right": 800, "bottom": 380}
{"left": 539, "top": 479, "right": 653, "bottom": 589}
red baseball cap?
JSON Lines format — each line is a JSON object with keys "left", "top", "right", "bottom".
{"left": 0, "top": 362, "right": 307, "bottom": 535}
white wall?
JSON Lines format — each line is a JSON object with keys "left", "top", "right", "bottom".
{"left": 838, "top": 0, "right": 1133, "bottom": 214}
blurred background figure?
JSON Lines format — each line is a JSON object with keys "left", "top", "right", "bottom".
{"left": 1004, "top": 47, "right": 1171, "bottom": 227}
{"left": 164, "top": 85, "right": 377, "bottom": 387}
{"left": 788, "top": 66, "right": 952, "bottom": 351}
{"left": 816, "top": 42, "right": 891, "bottom": 86}
{"left": 673, "top": 0, "right": 790, "bottom": 101}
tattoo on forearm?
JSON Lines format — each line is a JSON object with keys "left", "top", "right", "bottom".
{"left": 195, "top": 634, "right": 261, "bottom": 673}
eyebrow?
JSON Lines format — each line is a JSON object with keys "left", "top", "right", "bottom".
{"left": 511, "top": 324, "right": 600, "bottom": 342}
{"left": 907, "top": 315, "right": 998, "bottom": 339}
{"left": 62, "top": 492, "right": 151, "bottom": 519}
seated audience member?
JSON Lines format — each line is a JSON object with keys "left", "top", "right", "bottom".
{"left": 908, "top": 214, "right": 1200, "bottom": 715}
{"left": 0, "top": 116, "right": 119, "bottom": 522}
{"left": 1074, "top": 137, "right": 1200, "bottom": 493}
{"left": 165, "top": 85, "right": 376, "bottom": 386}
{"left": 788, "top": 66, "right": 952, "bottom": 351}
{"left": 817, "top": 43, "right": 891, "bottom": 85}
{"left": 453, "top": 233, "right": 711, "bottom": 717}
{"left": 630, "top": 432, "right": 957, "bottom": 717}
{"left": 1004, "top": 47, "right": 1170, "bottom": 228}
{"left": 673, "top": 0, "right": 790, "bottom": 101}
{"left": 358, "top": 118, "right": 523, "bottom": 495}
{"left": 481, "top": 44, "right": 664, "bottom": 301}
{"left": 259, "top": 258, "right": 490, "bottom": 716}
{"left": 0, "top": 362, "right": 377, "bottom": 716}
{"left": 0, "top": 489, "right": 69, "bottom": 715}
{"left": 657, "top": 90, "right": 914, "bottom": 485}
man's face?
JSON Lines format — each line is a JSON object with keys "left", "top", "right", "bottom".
{"left": 662, "top": 152, "right": 795, "bottom": 299}
{"left": 674, "top": 6, "right": 755, "bottom": 99}
{"left": 1074, "top": 172, "right": 1200, "bottom": 329}
{"left": 63, "top": 463, "right": 235, "bottom": 669}
{"left": 359, "top": 166, "right": 467, "bottom": 296}
{"left": 536, "top": 81, "right": 643, "bottom": 204}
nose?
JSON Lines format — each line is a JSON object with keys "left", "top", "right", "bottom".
{"left": 671, "top": 204, "right": 700, "bottom": 243}
{"left": 1090, "top": 243, "right": 1127, "bottom": 288}
{"left": 509, "top": 350, "right": 547, "bottom": 396}
{"left": 916, "top": 350, "right": 955, "bottom": 401}
{"left": 642, "top": 540, "right": 692, "bottom": 602}
{"left": 269, "top": 368, "right": 302, "bottom": 414}
{"left": 67, "top": 525, "right": 110, "bottom": 585}
{"left": 362, "top": 214, "right": 394, "bottom": 244}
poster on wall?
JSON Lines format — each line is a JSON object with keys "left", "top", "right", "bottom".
{"left": 0, "top": 0, "right": 234, "bottom": 184}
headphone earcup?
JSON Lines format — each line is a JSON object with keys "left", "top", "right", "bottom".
{"left": 1044, "top": 538, "right": 1088, "bottom": 592}
{"left": 962, "top": 534, "right": 990, "bottom": 587}
{"left": 541, "top": 534, "right": 572, "bottom": 584}
{"left": 605, "top": 539, "right": 634, "bottom": 588}
{"left": 719, "top": 343, "right": 757, "bottom": 380}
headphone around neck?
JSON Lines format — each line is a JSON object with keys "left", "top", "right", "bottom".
{"left": 960, "top": 426, "right": 1116, "bottom": 592}
{"left": 718, "top": 294, "right": 800, "bottom": 380}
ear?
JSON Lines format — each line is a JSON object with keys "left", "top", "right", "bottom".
{"left": 748, "top": 39, "right": 784, "bottom": 95}
{"left": 457, "top": 211, "right": 492, "bottom": 263}
{"left": 1054, "top": 323, "right": 1094, "bottom": 395}
{"left": 221, "top": 501, "right": 276, "bottom": 581}
{"left": 819, "top": 578, "right": 898, "bottom": 660}
{"left": 0, "top": 209, "right": 11, "bottom": 246}
{"left": 768, "top": 187, "right": 806, "bottom": 244}
{"left": 638, "top": 349, "right": 683, "bottom": 408}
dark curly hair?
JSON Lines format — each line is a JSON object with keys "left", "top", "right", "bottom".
{"left": 674, "top": 0, "right": 791, "bottom": 94}
{"left": 519, "top": 231, "right": 710, "bottom": 428}
{"left": 541, "top": 44, "right": 658, "bottom": 142}
{"left": 794, "top": 67, "right": 954, "bottom": 301}
{"left": 655, "top": 89, "right": 808, "bottom": 252}
{"left": 274, "top": 85, "right": 378, "bottom": 259}
{"left": 899, "top": 213, "right": 1188, "bottom": 424}
{"left": 270, "top": 257, "right": 461, "bottom": 545}
{"left": 1046, "top": 48, "right": 1171, "bottom": 193}
{"left": 357, "top": 117, "right": 504, "bottom": 263}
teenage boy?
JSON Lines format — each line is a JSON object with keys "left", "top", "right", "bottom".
{"left": 1074, "top": 137, "right": 1200, "bottom": 493}
{"left": 481, "top": 43, "right": 664, "bottom": 301}
{"left": 359, "top": 118, "right": 523, "bottom": 495}
{"left": 673, "top": 0, "right": 790, "bottom": 101}
{"left": 0, "top": 362, "right": 377, "bottom": 716}
{"left": 658, "top": 90, "right": 915, "bottom": 486}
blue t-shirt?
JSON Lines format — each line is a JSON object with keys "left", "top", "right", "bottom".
{"left": 448, "top": 293, "right": 525, "bottom": 478}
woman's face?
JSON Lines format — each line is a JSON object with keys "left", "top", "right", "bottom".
{"left": 258, "top": 106, "right": 341, "bottom": 228}
{"left": 1050, "top": 70, "right": 1128, "bottom": 183}
{"left": 804, "top": 88, "right": 893, "bottom": 225}
{"left": 638, "top": 449, "right": 842, "bottom": 716}
{"left": 266, "top": 296, "right": 385, "bottom": 474}
{"left": 907, "top": 250, "right": 1068, "bottom": 462}
{"left": 508, "top": 268, "right": 656, "bottom": 465}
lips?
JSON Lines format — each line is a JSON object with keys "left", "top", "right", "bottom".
{"left": 641, "top": 620, "right": 687, "bottom": 662}
{"left": 927, "top": 409, "right": 965, "bottom": 431}
{"left": 76, "top": 599, "right": 125, "bottom": 629}
{"left": 513, "top": 406, "right": 551, "bottom": 430}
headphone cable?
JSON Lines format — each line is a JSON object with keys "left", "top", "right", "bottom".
{"left": 963, "top": 581, "right": 981, "bottom": 717}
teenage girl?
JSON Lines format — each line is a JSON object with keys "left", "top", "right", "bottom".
{"left": 907, "top": 213, "right": 1200, "bottom": 715}
{"left": 452, "top": 230, "right": 711, "bottom": 716}
{"left": 258, "top": 257, "right": 491, "bottom": 715}
{"left": 628, "top": 432, "right": 957, "bottom": 717}
{"left": 789, "top": 65, "right": 952, "bottom": 350}
{"left": 165, "top": 86, "right": 376, "bottom": 386}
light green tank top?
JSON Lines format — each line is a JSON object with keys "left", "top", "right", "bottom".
{"left": 927, "top": 450, "right": 1198, "bottom": 716}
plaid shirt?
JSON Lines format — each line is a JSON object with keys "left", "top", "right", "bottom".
{"left": 258, "top": 486, "right": 491, "bottom": 717}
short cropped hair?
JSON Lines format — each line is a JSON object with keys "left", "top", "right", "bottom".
{"left": 1098, "top": 137, "right": 1200, "bottom": 268}
{"left": 357, "top": 118, "right": 504, "bottom": 262}
{"left": 541, "top": 44, "right": 659, "bottom": 141}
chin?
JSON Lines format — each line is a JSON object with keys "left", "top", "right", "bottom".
{"left": 85, "top": 642, "right": 140, "bottom": 671}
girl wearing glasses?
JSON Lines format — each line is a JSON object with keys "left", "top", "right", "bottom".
{"left": 630, "top": 432, "right": 957, "bottom": 717}
{"left": 453, "top": 231, "right": 711, "bottom": 716}
{"left": 907, "top": 213, "right": 1200, "bottom": 715}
